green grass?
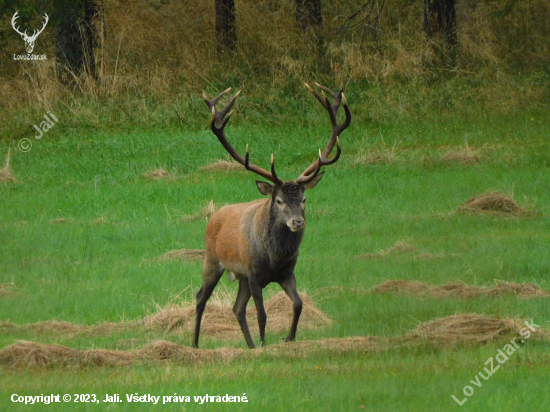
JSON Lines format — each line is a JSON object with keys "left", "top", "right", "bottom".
{"left": 1, "top": 112, "right": 549, "bottom": 410}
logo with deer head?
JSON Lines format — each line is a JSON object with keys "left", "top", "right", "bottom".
{"left": 12, "top": 11, "right": 49, "bottom": 54}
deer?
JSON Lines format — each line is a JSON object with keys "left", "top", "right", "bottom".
{"left": 193, "top": 83, "right": 351, "bottom": 349}
{"left": 11, "top": 11, "right": 49, "bottom": 54}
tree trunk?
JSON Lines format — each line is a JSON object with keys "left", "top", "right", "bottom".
{"left": 54, "top": 0, "right": 105, "bottom": 84}
{"left": 423, "top": 0, "right": 457, "bottom": 48}
{"left": 86, "top": 0, "right": 105, "bottom": 81}
{"left": 295, "top": 0, "right": 327, "bottom": 71}
{"left": 423, "top": 0, "right": 457, "bottom": 68}
{"left": 296, "top": 0, "right": 323, "bottom": 32}
{"left": 215, "top": 0, "right": 236, "bottom": 54}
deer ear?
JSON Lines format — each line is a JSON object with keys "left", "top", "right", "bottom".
{"left": 301, "top": 171, "right": 324, "bottom": 191}
{"left": 256, "top": 181, "right": 274, "bottom": 196}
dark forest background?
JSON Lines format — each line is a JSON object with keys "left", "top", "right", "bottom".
{"left": 1, "top": 0, "right": 549, "bottom": 139}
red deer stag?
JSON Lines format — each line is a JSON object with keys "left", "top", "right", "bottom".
{"left": 194, "top": 84, "right": 351, "bottom": 349}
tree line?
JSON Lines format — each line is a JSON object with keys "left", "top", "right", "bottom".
{"left": 3, "top": 0, "right": 459, "bottom": 84}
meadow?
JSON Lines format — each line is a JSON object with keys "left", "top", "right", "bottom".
{"left": 1, "top": 102, "right": 550, "bottom": 410}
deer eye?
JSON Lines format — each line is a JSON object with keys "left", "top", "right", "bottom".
{"left": 302, "top": 198, "right": 307, "bottom": 203}
{"left": 276, "top": 198, "right": 283, "bottom": 206}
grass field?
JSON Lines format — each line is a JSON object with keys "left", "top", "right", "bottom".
{"left": 1, "top": 109, "right": 549, "bottom": 411}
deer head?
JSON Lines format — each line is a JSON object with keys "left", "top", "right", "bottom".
{"left": 12, "top": 11, "right": 49, "bottom": 54}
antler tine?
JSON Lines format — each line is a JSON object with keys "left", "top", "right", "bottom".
{"left": 204, "top": 87, "right": 232, "bottom": 112}
{"left": 306, "top": 150, "right": 324, "bottom": 181}
{"left": 270, "top": 154, "right": 283, "bottom": 185}
{"left": 314, "top": 82, "right": 341, "bottom": 99}
{"left": 296, "top": 84, "right": 351, "bottom": 183}
{"left": 304, "top": 82, "right": 330, "bottom": 111}
{"left": 296, "top": 138, "right": 341, "bottom": 184}
{"left": 204, "top": 89, "right": 282, "bottom": 185}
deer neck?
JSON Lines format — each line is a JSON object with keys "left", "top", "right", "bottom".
{"left": 259, "top": 198, "right": 304, "bottom": 260}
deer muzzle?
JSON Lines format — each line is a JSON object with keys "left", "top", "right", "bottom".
{"left": 288, "top": 218, "right": 305, "bottom": 232}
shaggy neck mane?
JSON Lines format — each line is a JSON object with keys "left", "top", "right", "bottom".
{"left": 265, "top": 199, "right": 303, "bottom": 260}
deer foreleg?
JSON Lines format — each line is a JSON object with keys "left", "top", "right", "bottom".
{"left": 279, "top": 273, "right": 302, "bottom": 342}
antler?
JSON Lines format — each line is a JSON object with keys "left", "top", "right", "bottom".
{"left": 204, "top": 89, "right": 284, "bottom": 185}
{"left": 11, "top": 11, "right": 27, "bottom": 38}
{"left": 295, "top": 83, "right": 351, "bottom": 184}
{"left": 28, "top": 13, "right": 49, "bottom": 41}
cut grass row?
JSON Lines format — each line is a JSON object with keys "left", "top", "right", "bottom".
{"left": 1, "top": 346, "right": 550, "bottom": 411}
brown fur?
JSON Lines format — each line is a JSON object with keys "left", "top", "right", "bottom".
{"left": 205, "top": 199, "right": 265, "bottom": 277}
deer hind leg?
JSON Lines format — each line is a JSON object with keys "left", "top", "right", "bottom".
{"left": 233, "top": 278, "right": 255, "bottom": 349}
{"left": 248, "top": 276, "right": 267, "bottom": 347}
{"left": 279, "top": 273, "right": 303, "bottom": 342}
{"left": 193, "top": 260, "right": 224, "bottom": 348}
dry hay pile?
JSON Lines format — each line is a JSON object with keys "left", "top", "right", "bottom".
{"left": 488, "top": 281, "right": 549, "bottom": 298}
{"left": 180, "top": 200, "right": 220, "bottom": 222}
{"left": 401, "top": 313, "right": 545, "bottom": 346}
{"left": 457, "top": 192, "right": 533, "bottom": 216}
{"left": 352, "top": 144, "right": 401, "bottom": 166}
{"left": 373, "top": 280, "right": 549, "bottom": 299}
{"left": 1, "top": 314, "right": 547, "bottom": 368}
{"left": 0, "top": 341, "right": 84, "bottom": 368}
{"left": 0, "top": 336, "right": 384, "bottom": 369}
{"left": 0, "top": 336, "right": 383, "bottom": 369}
{"left": 359, "top": 240, "right": 417, "bottom": 259}
{"left": 200, "top": 159, "right": 242, "bottom": 172}
{"left": 0, "top": 340, "right": 245, "bottom": 368}
{"left": 0, "top": 292, "right": 331, "bottom": 342}
{"left": 0, "top": 149, "right": 17, "bottom": 183}
{"left": 143, "top": 291, "right": 332, "bottom": 338}
{"left": 158, "top": 249, "right": 205, "bottom": 262}
{"left": 441, "top": 143, "right": 483, "bottom": 165}
{"left": 143, "top": 168, "right": 171, "bottom": 180}
{"left": 265, "top": 292, "right": 333, "bottom": 331}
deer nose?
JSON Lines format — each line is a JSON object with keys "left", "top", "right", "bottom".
{"left": 292, "top": 219, "right": 305, "bottom": 229}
